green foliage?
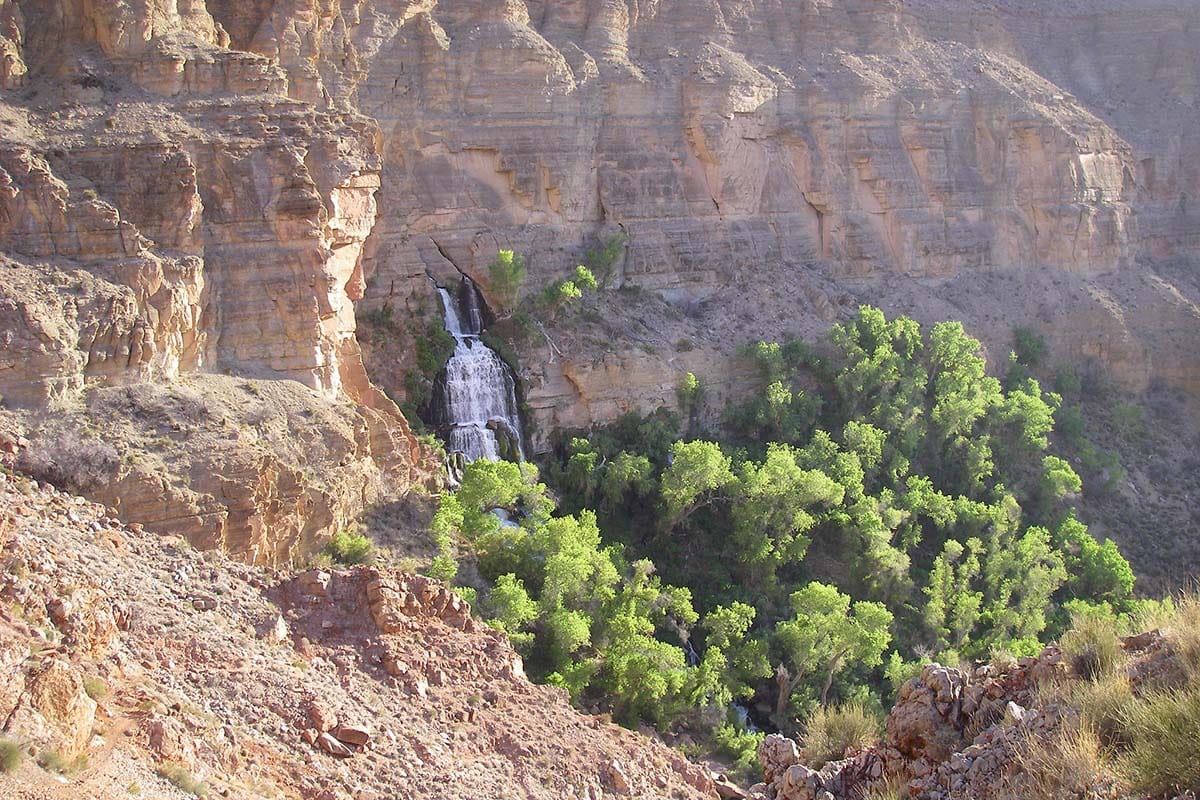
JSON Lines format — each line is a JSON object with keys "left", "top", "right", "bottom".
{"left": 323, "top": 531, "right": 375, "bottom": 566}
{"left": 1012, "top": 326, "right": 1048, "bottom": 368}
{"left": 83, "top": 676, "right": 108, "bottom": 701}
{"left": 713, "top": 722, "right": 765, "bottom": 783}
{"left": 677, "top": 372, "right": 702, "bottom": 419}
{"left": 584, "top": 233, "right": 627, "bottom": 288}
{"left": 488, "top": 250, "right": 526, "bottom": 312}
{"left": 659, "top": 441, "right": 735, "bottom": 529}
{"left": 775, "top": 583, "right": 892, "bottom": 711}
{"left": 488, "top": 303, "right": 1135, "bottom": 749}
{"left": 400, "top": 318, "right": 456, "bottom": 422}
{"left": 538, "top": 265, "right": 598, "bottom": 322}
{"left": 0, "top": 739, "right": 22, "bottom": 774}
{"left": 431, "top": 461, "right": 711, "bottom": 726}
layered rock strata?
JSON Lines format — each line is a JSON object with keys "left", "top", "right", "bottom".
{"left": 199, "top": 0, "right": 1200, "bottom": 443}
{"left": 0, "top": 0, "right": 435, "bottom": 561}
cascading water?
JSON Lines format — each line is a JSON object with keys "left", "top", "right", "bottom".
{"left": 432, "top": 278, "right": 525, "bottom": 463}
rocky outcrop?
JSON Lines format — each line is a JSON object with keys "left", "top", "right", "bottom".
{"left": 751, "top": 646, "right": 1139, "bottom": 800}
{"left": 0, "top": 0, "right": 438, "bottom": 561}
{"left": 0, "top": 0, "right": 1198, "bottom": 537}
{"left": 0, "top": 470, "right": 715, "bottom": 799}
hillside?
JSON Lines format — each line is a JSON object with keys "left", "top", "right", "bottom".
{"left": 0, "top": 453, "right": 717, "bottom": 799}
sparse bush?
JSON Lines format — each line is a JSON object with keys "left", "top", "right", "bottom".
{"left": 488, "top": 250, "right": 527, "bottom": 312}
{"left": 584, "top": 233, "right": 627, "bottom": 287}
{"left": 1164, "top": 589, "right": 1200, "bottom": 678}
{"left": 1060, "top": 609, "right": 1125, "bottom": 679}
{"left": 37, "top": 749, "right": 87, "bottom": 776}
{"left": 799, "top": 703, "right": 881, "bottom": 768}
{"left": 323, "top": 530, "right": 375, "bottom": 565}
{"left": 1073, "top": 671, "right": 1137, "bottom": 750}
{"left": 1055, "top": 405, "right": 1086, "bottom": 447}
{"left": 859, "top": 776, "right": 909, "bottom": 800}
{"left": 159, "top": 763, "right": 208, "bottom": 797}
{"left": 0, "top": 738, "right": 22, "bottom": 773}
{"left": 1013, "top": 326, "right": 1048, "bottom": 368}
{"left": 1118, "top": 685, "right": 1200, "bottom": 795}
{"left": 1017, "top": 724, "right": 1109, "bottom": 800}
{"left": 1111, "top": 403, "right": 1145, "bottom": 441}
{"left": 1053, "top": 365, "right": 1082, "bottom": 398}
{"left": 16, "top": 432, "right": 120, "bottom": 493}
{"left": 83, "top": 676, "right": 108, "bottom": 701}
{"left": 712, "top": 722, "right": 764, "bottom": 785}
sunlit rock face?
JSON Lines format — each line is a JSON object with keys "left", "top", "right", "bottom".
{"left": 207, "top": 0, "right": 1198, "bottom": 442}
{"left": 0, "top": 0, "right": 434, "bottom": 564}
{"left": 1, "top": 0, "right": 1198, "bottom": 476}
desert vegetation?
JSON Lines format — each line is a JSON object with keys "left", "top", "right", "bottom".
{"left": 425, "top": 306, "right": 1156, "bottom": 767}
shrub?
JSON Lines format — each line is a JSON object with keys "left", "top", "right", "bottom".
{"left": 859, "top": 776, "right": 909, "bottom": 800}
{"left": 1060, "top": 609, "right": 1125, "bottom": 679}
{"left": 83, "top": 676, "right": 108, "bottom": 701}
{"left": 799, "top": 703, "right": 881, "bottom": 768}
{"left": 712, "top": 721, "right": 764, "bottom": 784}
{"left": 1073, "top": 671, "right": 1136, "bottom": 750}
{"left": 16, "top": 433, "right": 120, "bottom": 493}
{"left": 1118, "top": 685, "right": 1200, "bottom": 795}
{"left": 1017, "top": 724, "right": 1109, "bottom": 800}
{"left": 0, "top": 739, "right": 22, "bottom": 773}
{"left": 159, "top": 763, "right": 208, "bottom": 797}
{"left": 323, "top": 531, "right": 375, "bottom": 565}
{"left": 1164, "top": 589, "right": 1200, "bottom": 679}
{"left": 488, "top": 250, "right": 526, "bottom": 311}
{"left": 1013, "top": 326, "right": 1048, "bottom": 368}
{"left": 37, "top": 749, "right": 87, "bottom": 775}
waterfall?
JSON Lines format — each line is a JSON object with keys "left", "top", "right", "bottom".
{"left": 433, "top": 278, "right": 525, "bottom": 463}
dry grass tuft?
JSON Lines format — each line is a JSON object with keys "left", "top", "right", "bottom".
{"left": 800, "top": 703, "right": 882, "bottom": 769}
{"left": 1016, "top": 724, "right": 1110, "bottom": 800}
{"left": 1117, "top": 684, "right": 1200, "bottom": 796}
{"left": 1163, "top": 588, "right": 1200, "bottom": 679}
{"left": 1060, "top": 610, "right": 1125, "bottom": 680}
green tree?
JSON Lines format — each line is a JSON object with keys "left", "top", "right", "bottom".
{"left": 488, "top": 249, "right": 526, "bottom": 312}
{"left": 923, "top": 538, "right": 984, "bottom": 652}
{"left": 773, "top": 582, "right": 893, "bottom": 719}
{"left": 660, "top": 441, "right": 735, "bottom": 530}
{"left": 731, "top": 444, "right": 843, "bottom": 584}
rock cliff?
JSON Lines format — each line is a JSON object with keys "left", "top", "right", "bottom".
{"left": 0, "top": 0, "right": 1198, "bottom": 552}
{"left": 0, "top": 0, "right": 438, "bottom": 562}
{"left": 197, "top": 0, "right": 1200, "bottom": 445}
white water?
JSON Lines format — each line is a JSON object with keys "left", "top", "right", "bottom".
{"left": 435, "top": 282, "right": 525, "bottom": 462}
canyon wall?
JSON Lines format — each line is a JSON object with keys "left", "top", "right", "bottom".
{"left": 194, "top": 0, "right": 1200, "bottom": 448}
{"left": 0, "top": 0, "right": 434, "bottom": 563}
{"left": 0, "top": 0, "right": 1197, "bottom": 549}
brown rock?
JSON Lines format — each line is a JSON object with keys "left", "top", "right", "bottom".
{"left": 316, "top": 732, "right": 354, "bottom": 758}
{"left": 26, "top": 660, "right": 97, "bottom": 759}
{"left": 306, "top": 699, "right": 338, "bottom": 733}
{"left": 332, "top": 724, "right": 371, "bottom": 747}
{"left": 606, "top": 759, "right": 631, "bottom": 794}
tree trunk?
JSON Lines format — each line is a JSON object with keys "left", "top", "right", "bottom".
{"left": 819, "top": 650, "right": 848, "bottom": 707}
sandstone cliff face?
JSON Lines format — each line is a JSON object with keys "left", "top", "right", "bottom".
{"left": 208, "top": 0, "right": 1199, "bottom": 445}
{"left": 0, "top": 0, "right": 434, "bottom": 563}
{"left": 0, "top": 0, "right": 1197, "bottom": 542}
